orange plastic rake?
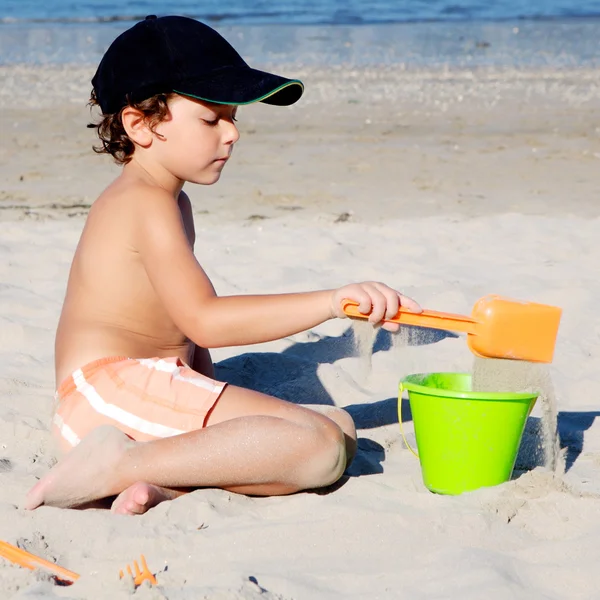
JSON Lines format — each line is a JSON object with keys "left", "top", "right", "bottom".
{"left": 0, "top": 540, "right": 79, "bottom": 584}
{"left": 342, "top": 294, "right": 562, "bottom": 363}
{"left": 119, "top": 554, "right": 157, "bottom": 587}
{"left": 0, "top": 541, "right": 157, "bottom": 589}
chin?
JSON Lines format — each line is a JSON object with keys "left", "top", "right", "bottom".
{"left": 188, "top": 172, "right": 222, "bottom": 186}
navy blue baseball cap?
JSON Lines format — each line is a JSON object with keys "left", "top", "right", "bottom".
{"left": 92, "top": 15, "right": 304, "bottom": 114}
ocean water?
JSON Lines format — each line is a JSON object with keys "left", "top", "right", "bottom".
{"left": 3, "top": 0, "right": 600, "bottom": 25}
{"left": 1, "top": 0, "right": 600, "bottom": 66}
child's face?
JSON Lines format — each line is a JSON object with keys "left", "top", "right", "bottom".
{"left": 150, "top": 94, "right": 239, "bottom": 185}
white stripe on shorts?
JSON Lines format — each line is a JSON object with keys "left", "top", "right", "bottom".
{"left": 137, "top": 357, "right": 225, "bottom": 395}
{"left": 52, "top": 411, "right": 81, "bottom": 447}
{"left": 72, "top": 368, "right": 186, "bottom": 438}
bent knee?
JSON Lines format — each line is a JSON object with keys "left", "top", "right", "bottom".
{"left": 306, "top": 405, "right": 357, "bottom": 441}
{"left": 309, "top": 406, "right": 357, "bottom": 468}
{"left": 327, "top": 407, "right": 357, "bottom": 442}
{"left": 302, "top": 418, "right": 347, "bottom": 489}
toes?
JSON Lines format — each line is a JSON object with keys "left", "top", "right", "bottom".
{"left": 112, "top": 504, "right": 130, "bottom": 515}
{"left": 24, "top": 480, "right": 46, "bottom": 510}
{"left": 113, "top": 501, "right": 144, "bottom": 516}
{"left": 126, "top": 500, "right": 148, "bottom": 515}
{"left": 111, "top": 483, "right": 154, "bottom": 515}
{"left": 132, "top": 485, "right": 151, "bottom": 508}
{"left": 111, "top": 497, "right": 142, "bottom": 515}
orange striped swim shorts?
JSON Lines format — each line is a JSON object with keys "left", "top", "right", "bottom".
{"left": 52, "top": 356, "right": 227, "bottom": 455}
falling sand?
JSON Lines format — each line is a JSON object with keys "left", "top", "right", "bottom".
{"left": 351, "top": 320, "right": 378, "bottom": 377}
{"left": 351, "top": 321, "right": 423, "bottom": 380}
{"left": 472, "top": 356, "right": 563, "bottom": 474}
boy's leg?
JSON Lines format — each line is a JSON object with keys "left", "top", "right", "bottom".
{"left": 205, "top": 389, "right": 357, "bottom": 468}
{"left": 26, "top": 384, "right": 357, "bottom": 511}
{"left": 110, "top": 401, "right": 357, "bottom": 515}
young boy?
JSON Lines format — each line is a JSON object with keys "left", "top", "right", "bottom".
{"left": 25, "top": 16, "right": 421, "bottom": 515}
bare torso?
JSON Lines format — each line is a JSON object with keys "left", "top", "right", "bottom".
{"left": 55, "top": 177, "right": 197, "bottom": 387}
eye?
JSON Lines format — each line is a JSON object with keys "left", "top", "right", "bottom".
{"left": 202, "top": 118, "right": 219, "bottom": 126}
{"left": 232, "top": 115, "right": 238, "bottom": 122}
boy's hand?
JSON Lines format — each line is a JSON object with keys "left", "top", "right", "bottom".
{"left": 330, "top": 282, "right": 422, "bottom": 333}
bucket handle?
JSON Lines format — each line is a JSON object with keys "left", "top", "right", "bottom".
{"left": 398, "top": 383, "right": 419, "bottom": 459}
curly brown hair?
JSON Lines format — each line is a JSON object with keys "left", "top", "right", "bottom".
{"left": 87, "top": 90, "right": 176, "bottom": 164}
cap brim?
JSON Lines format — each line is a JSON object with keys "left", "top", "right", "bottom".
{"left": 173, "top": 66, "right": 303, "bottom": 107}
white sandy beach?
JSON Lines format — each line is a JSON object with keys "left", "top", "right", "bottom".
{"left": 1, "top": 61, "right": 600, "bottom": 598}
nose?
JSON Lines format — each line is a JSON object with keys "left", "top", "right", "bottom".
{"left": 223, "top": 119, "right": 240, "bottom": 145}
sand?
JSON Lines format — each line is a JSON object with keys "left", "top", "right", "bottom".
{"left": 472, "top": 357, "right": 563, "bottom": 473}
{"left": 2, "top": 57, "right": 600, "bottom": 598}
{"left": 351, "top": 321, "right": 378, "bottom": 378}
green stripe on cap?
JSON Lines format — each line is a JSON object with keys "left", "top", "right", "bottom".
{"left": 173, "top": 80, "right": 304, "bottom": 106}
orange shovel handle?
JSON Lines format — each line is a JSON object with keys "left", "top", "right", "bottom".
{"left": 0, "top": 540, "right": 79, "bottom": 583}
{"left": 341, "top": 300, "right": 478, "bottom": 335}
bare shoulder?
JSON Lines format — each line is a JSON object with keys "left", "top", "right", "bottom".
{"left": 96, "top": 179, "right": 190, "bottom": 246}
{"left": 90, "top": 176, "right": 175, "bottom": 223}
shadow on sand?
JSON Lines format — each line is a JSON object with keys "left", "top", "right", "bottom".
{"left": 558, "top": 410, "right": 600, "bottom": 472}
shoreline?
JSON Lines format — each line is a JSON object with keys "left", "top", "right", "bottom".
{"left": 2, "top": 18, "right": 600, "bottom": 67}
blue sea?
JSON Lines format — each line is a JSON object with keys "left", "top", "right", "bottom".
{"left": 4, "top": 0, "right": 600, "bottom": 25}
{"left": 1, "top": 0, "right": 600, "bottom": 66}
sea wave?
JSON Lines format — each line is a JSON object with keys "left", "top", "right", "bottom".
{"left": 2, "top": 10, "right": 600, "bottom": 26}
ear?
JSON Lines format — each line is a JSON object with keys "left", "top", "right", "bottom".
{"left": 121, "top": 107, "right": 153, "bottom": 148}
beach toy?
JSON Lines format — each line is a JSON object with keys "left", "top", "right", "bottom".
{"left": 0, "top": 541, "right": 157, "bottom": 589}
{"left": 398, "top": 372, "right": 538, "bottom": 495}
{"left": 342, "top": 294, "right": 562, "bottom": 363}
{"left": 119, "top": 554, "right": 158, "bottom": 587}
{"left": 0, "top": 540, "right": 79, "bottom": 584}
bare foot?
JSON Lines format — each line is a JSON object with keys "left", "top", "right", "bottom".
{"left": 25, "top": 425, "right": 134, "bottom": 510}
{"left": 111, "top": 482, "right": 185, "bottom": 515}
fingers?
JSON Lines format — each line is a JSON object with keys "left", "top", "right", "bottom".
{"left": 372, "top": 282, "right": 400, "bottom": 320}
{"left": 363, "top": 282, "right": 394, "bottom": 324}
{"left": 334, "top": 282, "right": 422, "bottom": 325}
{"left": 368, "top": 283, "right": 422, "bottom": 324}
{"left": 355, "top": 288, "right": 374, "bottom": 316}
{"left": 398, "top": 293, "right": 422, "bottom": 314}
{"left": 332, "top": 284, "right": 372, "bottom": 318}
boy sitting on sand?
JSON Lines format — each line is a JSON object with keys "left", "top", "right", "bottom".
{"left": 25, "top": 15, "right": 421, "bottom": 515}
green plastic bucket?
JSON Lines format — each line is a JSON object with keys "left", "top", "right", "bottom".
{"left": 398, "top": 373, "right": 538, "bottom": 495}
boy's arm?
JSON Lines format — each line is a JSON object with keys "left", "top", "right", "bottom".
{"left": 135, "top": 189, "right": 419, "bottom": 348}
